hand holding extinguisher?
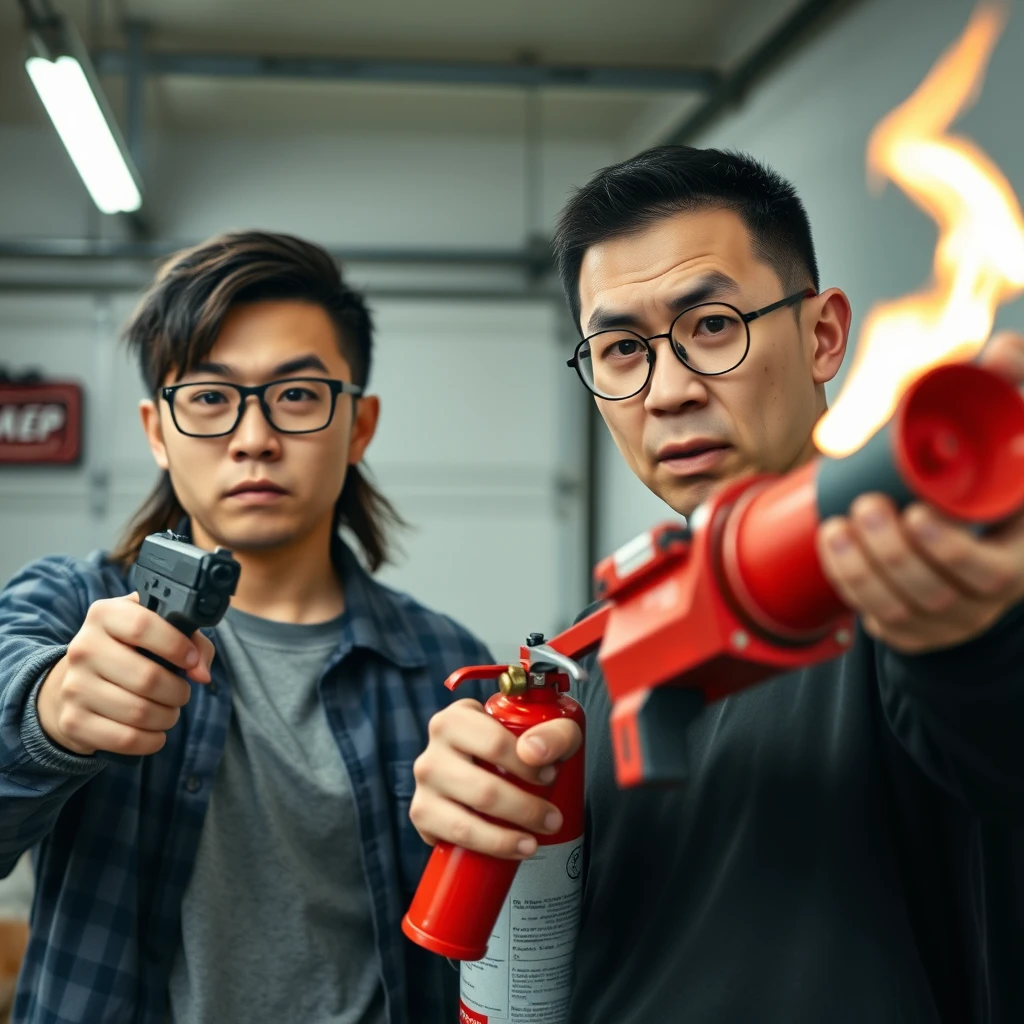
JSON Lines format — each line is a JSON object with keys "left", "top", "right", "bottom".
{"left": 403, "top": 636, "right": 588, "bottom": 1024}
{"left": 403, "top": 360, "right": 1024, "bottom": 1023}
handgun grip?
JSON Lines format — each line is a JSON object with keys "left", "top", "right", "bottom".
{"left": 142, "top": 651, "right": 184, "bottom": 675}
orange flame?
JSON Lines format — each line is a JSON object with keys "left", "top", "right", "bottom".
{"left": 814, "top": 3, "right": 1024, "bottom": 458}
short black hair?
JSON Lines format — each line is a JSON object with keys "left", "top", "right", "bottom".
{"left": 553, "top": 145, "right": 820, "bottom": 328}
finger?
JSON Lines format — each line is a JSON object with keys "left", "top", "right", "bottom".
{"left": 904, "top": 504, "right": 1022, "bottom": 599}
{"left": 193, "top": 630, "right": 216, "bottom": 670}
{"left": 59, "top": 709, "right": 167, "bottom": 758}
{"left": 74, "top": 638, "right": 193, "bottom": 708}
{"left": 516, "top": 720, "right": 583, "bottom": 771}
{"left": 410, "top": 794, "right": 540, "bottom": 860}
{"left": 818, "top": 516, "right": 913, "bottom": 626}
{"left": 414, "top": 746, "right": 563, "bottom": 835}
{"left": 428, "top": 701, "right": 551, "bottom": 786}
{"left": 847, "top": 496, "right": 961, "bottom": 613}
{"left": 187, "top": 631, "right": 216, "bottom": 683}
{"left": 100, "top": 598, "right": 203, "bottom": 671}
{"left": 977, "top": 330, "right": 1024, "bottom": 384}
{"left": 74, "top": 677, "right": 182, "bottom": 733}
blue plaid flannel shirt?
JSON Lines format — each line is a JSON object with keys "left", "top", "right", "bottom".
{"left": 0, "top": 536, "right": 493, "bottom": 1024}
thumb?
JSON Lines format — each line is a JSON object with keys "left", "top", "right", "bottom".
{"left": 977, "top": 331, "right": 1024, "bottom": 386}
{"left": 517, "top": 719, "right": 583, "bottom": 767}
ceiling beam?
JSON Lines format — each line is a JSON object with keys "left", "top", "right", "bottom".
{"left": 0, "top": 278, "right": 558, "bottom": 301}
{"left": 91, "top": 48, "right": 721, "bottom": 94}
{"left": 0, "top": 237, "right": 545, "bottom": 268}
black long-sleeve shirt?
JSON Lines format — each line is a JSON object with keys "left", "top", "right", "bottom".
{"left": 569, "top": 603, "right": 1024, "bottom": 1023}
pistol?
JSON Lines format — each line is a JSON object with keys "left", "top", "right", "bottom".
{"left": 132, "top": 531, "right": 240, "bottom": 642}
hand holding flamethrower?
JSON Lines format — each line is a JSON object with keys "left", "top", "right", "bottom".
{"left": 404, "top": 357, "right": 1024, "bottom": 979}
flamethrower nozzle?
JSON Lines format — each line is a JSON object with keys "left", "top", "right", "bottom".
{"left": 891, "top": 362, "right": 1024, "bottom": 521}
{"left": 722, "top": 362, "right": 1024, "bottom": 643}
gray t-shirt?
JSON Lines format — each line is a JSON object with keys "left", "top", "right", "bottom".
{"left": 167, "top": 606, "right": 386, "bottom": 1024}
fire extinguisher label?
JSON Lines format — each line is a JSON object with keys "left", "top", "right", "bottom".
{"left": 458, "top": 836, "right": 584, "bottom": 1024}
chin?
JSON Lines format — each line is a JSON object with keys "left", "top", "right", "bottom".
{"left": 228, "top": 529, "right": 305, "bottom": 552}
{"left": 652, "top": 456, "right": 763, "bottom": 520}
{"left": 195, "top": 512, "right": 307, "bottom": 552}
{"left": 653, "top": 477, "right": 720, "bottom": 520}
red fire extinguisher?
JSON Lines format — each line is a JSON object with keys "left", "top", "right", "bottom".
{"left": 403, "top": 635, "right": 587, "bottom": 1024}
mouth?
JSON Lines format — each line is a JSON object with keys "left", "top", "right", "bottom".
{"left": 656, "top": 440, "right": 732, "bottom": 477}
{"left": 225, "top": 479, "right": 290, "bottom": 501}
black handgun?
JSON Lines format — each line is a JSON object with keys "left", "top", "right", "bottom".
{"left": 132, "top": 531, "right": 240, "bottom": 638}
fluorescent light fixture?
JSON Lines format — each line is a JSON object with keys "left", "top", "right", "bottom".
{"left": 27, "top": 55, "right": 141, "bottom": 214}
{"left": 24, "top": 8, "right": 142, "bottom": 216}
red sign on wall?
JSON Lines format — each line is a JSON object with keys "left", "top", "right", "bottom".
{"left": 0, "top": 381, "right": 83, "bottom": 465}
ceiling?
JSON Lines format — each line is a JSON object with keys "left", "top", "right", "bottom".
{"left": 0, "top": 0, "right": 809, "bottom": 144}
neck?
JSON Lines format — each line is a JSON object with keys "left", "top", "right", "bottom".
{"left": 789, "top": 430, "right": 821, "bottom": 472}
{"left": 786, "top": 400, "right": 829, "bottom": 473}
{"left": 191, "top": 515, "right": 345, "bottom": 625}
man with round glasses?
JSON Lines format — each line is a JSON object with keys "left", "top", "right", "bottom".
{"left": 410, "top": 146, "right": 1024, "bottom": 1022}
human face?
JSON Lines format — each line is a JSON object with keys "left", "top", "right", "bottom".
{"left": 140, "top": 299, "right": 379, "bottom": 552}
{"left": 577, "top": 207, "right": 849, "bottom": 517}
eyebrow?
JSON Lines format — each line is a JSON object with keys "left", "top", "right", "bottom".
{"left": 187, "top": 354, "right": 331, "bottom": 379}
{"left": 585, "top": 271, "right": 740, "bottom": 334}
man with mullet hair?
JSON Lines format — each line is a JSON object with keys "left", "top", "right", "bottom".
{"left": 0, "top": 230, "right": 491, "bottom": 1024}
{"left": 410, "top": 146, "right": 1024, "bottom": 1023}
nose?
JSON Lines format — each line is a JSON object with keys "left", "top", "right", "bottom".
{"left": 227, "top": 396, "right": 282, "bottom": 461}
{"left": 644, "top": 338, "right": 709, "bottom": 413}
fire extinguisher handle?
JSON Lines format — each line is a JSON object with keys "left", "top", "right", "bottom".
{"left": 526, "top": 644, "right": 589, "bottom": 684}
{"left": 444, "top": 664, "right": 510, "bottom": 692}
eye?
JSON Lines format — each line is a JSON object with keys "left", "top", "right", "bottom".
{"left": 596, "top": 335, "right": 646, "bottom": 360}
{"left": 611, "top": 339, "right": 640, "bottom": 356}
{"left": 280, "top": 386, "right": 318, "bottom": 401}
{"left": 699, "top": 315, "right": 730, "bottom": 335}
{"left": 192, "top": 390, "right": 228, "bottom": 405}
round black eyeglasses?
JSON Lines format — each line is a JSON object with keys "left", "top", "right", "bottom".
{"left": 567, "top": 288, "right": 815, "bottom": 400}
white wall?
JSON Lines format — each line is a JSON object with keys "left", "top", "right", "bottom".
{"left": 596, "top": 0, "right": 1024, "bottom": 555}
{"left": 0, "top": 127, "right": 612, "bottom": 657}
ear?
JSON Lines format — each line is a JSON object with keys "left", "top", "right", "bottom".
{"left": 805, "top": 287, "right": 851, "bottom": 386}
{"left": 139, "top": 399, "right": 170, "bottom": 471}
{"left": 347, "top": 395, "right": 380, "bottom": 466}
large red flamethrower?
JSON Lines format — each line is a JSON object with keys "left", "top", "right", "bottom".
{"left": 403, "top": 361, "right": 1024, "bottom": 963}
{"left": 595, "top": 361, "right": 1024, "bottom": 786}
